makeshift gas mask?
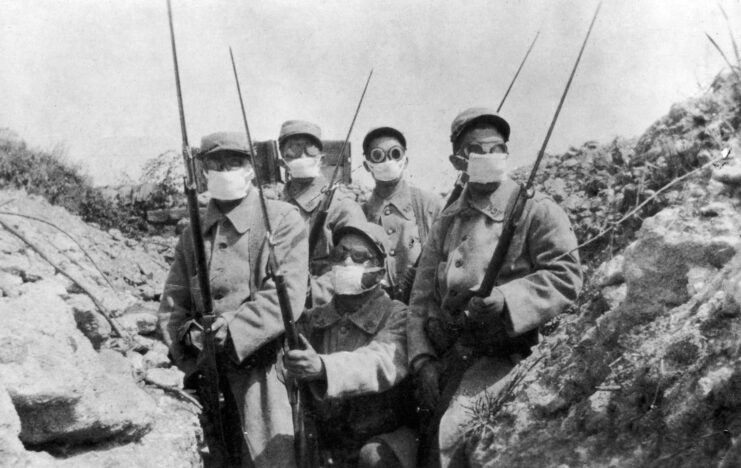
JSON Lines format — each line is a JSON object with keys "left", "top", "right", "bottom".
{"left": 328, "top": 243, "right": 385, "bottom": 295}
{"left": 364, "top": 145, "right": 407, "bottom": 182}
{"left": 281, "top": 139, "right": 322, "bottom": 179}
{"left": 203, "top": 153, "right": 255, "bottom": 200}
{"left": 452, "top": 137, "right": 509, "bottom": 185}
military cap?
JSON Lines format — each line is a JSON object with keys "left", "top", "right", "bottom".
{"left": 278, "top": 120, "right": 323, "bottom": 150}
{"left": 450, "top": 107, "right": 511, "bottom": 148}
{"left": 332, "top": 221, "right": 390, "bottom": 262}
{"left": 199, "top": 132, "right": 250, "bottom": 158}
{"left": 362, "top": 126, "right": 407, "bottom": 154}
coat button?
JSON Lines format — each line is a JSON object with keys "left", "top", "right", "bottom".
{"left": 214, "top": 292, "right": 224, "bottom": 300}
{"left": 387, "top": 228, "right": 395, "bottom": 235}
{"left": 218, "top": 241, "right": 228, "bottom": 249}
{"left": 383, "top": 207, "right": 392, "bottom": 216}
{"left": 339, "top": 326, "right": 348, "bottom": 334}
{"left": 454, "top": 259, "right": 463, "bottom": 267}
{"left": 389, "top": 249, "right": 396, "bottom": 256}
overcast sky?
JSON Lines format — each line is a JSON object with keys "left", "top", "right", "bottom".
{"left": 1, "top": 0, "right": 738, "bottom": 192}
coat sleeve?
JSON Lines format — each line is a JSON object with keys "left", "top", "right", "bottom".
{"left": 220, "top": 207, "right": 309, "bottom": 363}
{"left": 406, "top": 215, "right": 446, "bottom": 369}
{"left": 157, "top": 233, "right": 195, "bottom": 374}
{"left": 318, "top": 303, "right": 409, "bottom": 399}
{"left": 497, "top": 198, "right": 583, "bottom": 336}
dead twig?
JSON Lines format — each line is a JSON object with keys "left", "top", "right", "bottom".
{"left": 0, "top": 216, "right": 131, "bottom": 342}
{"left": 706, "top": 32, "right": 741, "bottom": 83}
{"left": 142, "top": 375, "right": 202, "bottom": 411}
{"left": 0, "top": 210, "right": 115, "bottom": 290}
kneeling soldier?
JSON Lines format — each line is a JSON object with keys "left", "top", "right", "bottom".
{"left": 284, "top": 221, "right": 417, "bottom": 467}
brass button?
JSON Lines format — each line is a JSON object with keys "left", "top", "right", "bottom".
{"left": 387, "top": 228, "right": 395, "bottom": 235}
{"left": 389, "top": 249, "right": 396, "bottom": 256}
{"left": 383, "top": 207, "right": 392, "bottom": 216}
{"left": 218, "top": 242, "right": 228, "bottom": 249}
{"left": 454, "top": 259, "right": 463, "bottom": 267}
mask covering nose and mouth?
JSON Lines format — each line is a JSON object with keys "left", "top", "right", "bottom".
{"left": 466, "top": 153, "right": 509, "bottom": 184}
{"left": 206, "top": 167, "right": 255, "bottom": 200}
{"left": 331, "top": 264, "right": 383, "bottom": 295}
{"left": 368, "top": 157, "right": 406, "bottom": 182}
{"left": 286, "top": 157, "right": 321, "bottom": 179}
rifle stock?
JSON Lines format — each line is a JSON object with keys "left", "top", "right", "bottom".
{"left": 166, "top": 0, "right": 233, "bottom": 465}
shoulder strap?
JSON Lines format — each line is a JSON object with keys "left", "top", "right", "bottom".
{"left": 409, "top": 185, "right": 430, "bottom": 245}
{"left": 247, "top": 205, "right": 269, "bottom": 295}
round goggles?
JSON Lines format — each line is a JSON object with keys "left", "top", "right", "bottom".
{"left": 458, "top": 141, "right": 508, "bottom": 158}
{"left": 328, "top": 244, "right": 377, "bottom": 264}
{"left": 366, "top": 145, "right": 405, "bottom": 164}
{"left": 202, "top": 153, "right": 249, "bottom": 171}
{"left": 281, "top": 141, "right": 321, "bottom": 160}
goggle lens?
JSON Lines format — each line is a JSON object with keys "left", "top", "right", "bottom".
{"left": 366, "top": 145, "right": 405, "bottom": 163}
{"left": 329, "top": 245, "right": 375, "bottom": 264}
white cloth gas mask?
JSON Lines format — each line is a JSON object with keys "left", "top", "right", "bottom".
{"left": 206, "top": 167, "right": 255, "bottom": 200}
{"left": 286, "top": 157, "right": 321, "bottom": 179}
{"left": 367, "top": 156, "right": 406, "bottom": 182}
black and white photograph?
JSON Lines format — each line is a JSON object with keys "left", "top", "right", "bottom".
{"left": 1, "top": 1, "right": 741, "bottom": 467}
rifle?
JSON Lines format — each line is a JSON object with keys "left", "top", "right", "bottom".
{"left": 443, "top": 30, "right": 541, "bottom": 210}
{"left": 306, "top": 70, "right": 373, "bottom": 257}
{"left": 166, "top": 0, "right": 234, "bottom": 465}
{"left": 418, "top": 5, "right": 601, "bottom": 465}
{"left": 229, "top": 48, "right": 318, "bottom": 468}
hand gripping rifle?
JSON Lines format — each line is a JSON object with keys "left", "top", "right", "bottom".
{"left": 166, "top": 1, "right": 234, "bottom": 465}
{"left": 306, "top": 70, "right": 373, "bottom": 257}
{"left": 443, "top": 30, "right": 541, "bottom": 210}
{"left": 229, "top": 48, "right": 318, "bottom": 468}
{"left": 419, "top": 5, "right": 601, "bottom": 464}
{"left": 444, "top": 5, "right": 599, "bottom": 315}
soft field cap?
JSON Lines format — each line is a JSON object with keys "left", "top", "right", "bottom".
{"left": 450, "top": 108, "right": 511, "bottom": 147}
{"left": 278, "top": 120, "right": 323, "bottom": 150}
{"left": 332, "top": 221, "right": 390, "bottom": 261}
{"left": 199, "top": 132, "right": 250, "bottom": 158}
{"left": 362, "top": 126, "right": 407, "bottom": 154}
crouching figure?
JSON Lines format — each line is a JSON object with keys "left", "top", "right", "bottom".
{"left": 284, "top": 221, "right": 417, "bottom": 468}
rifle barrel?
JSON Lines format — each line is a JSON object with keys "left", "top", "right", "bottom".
{"left": 496, "top": 30, "right": 540, "bottom": 113}
{"left": 526, "top": 3, "right": 601, "bottom": 190}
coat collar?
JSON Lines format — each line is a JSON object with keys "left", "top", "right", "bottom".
{"left": 201, "top": 188, "right": 258, "bottom": 235}
{"left": 284, "top": 175, "right": 328, "bottom": 213}
{"left": 367, "top": 179, "right": 413, "bottom": 220}
{"left": 311, "top": 288, "right": 389, "bottom": 335}
{"left": 441, "top": 177, "right": 519, "bottom": 222}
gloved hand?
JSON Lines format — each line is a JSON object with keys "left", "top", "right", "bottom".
{"left": 283, "top": 335, "right": 325, "bottom": 381}
{"left": 465, "top": 288, "right": 505, "bottom": 324}
{"left": 415, "top": 359, "right": 441, "bottom": 411}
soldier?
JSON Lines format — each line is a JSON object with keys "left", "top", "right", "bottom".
{"left": 158, "top": 132, "right": 308, "bottom": 467}
{"left": 277, "top": 120, "right": 366, "bottom": 305}
{"left": 361, "top": 127, "right": 443, "bottom": 303}
{"left": 284, "top": 221, "right": 417, "bottom": 468}
{"left": 407, "top": 108, "right": 583, "bottom": 467}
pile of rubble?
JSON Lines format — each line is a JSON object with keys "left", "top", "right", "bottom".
{"left": 0, "top": 189, "right": 200, "bottom": 467}
{"left": 467, "top": 71, "right": 741, "bottom": 466}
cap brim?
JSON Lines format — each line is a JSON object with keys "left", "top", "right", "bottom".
{"left": 363, "top": 127, "right": 407, "bottom": 154}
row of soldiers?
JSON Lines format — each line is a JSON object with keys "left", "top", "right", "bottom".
{"left": 157, "top": 109, "right": 583, "bottom": 468}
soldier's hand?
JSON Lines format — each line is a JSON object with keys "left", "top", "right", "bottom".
{"left": 211, "top": 316, "right": 229, "bottom": 350}
{"left": 416, "top": 359, "right": 440, "bottom": 410}
{"left": 284, "top": 334, "right": 325, "bottom": 381}
{"left": 466, "top": 289, "right": 505, "bottom": 324}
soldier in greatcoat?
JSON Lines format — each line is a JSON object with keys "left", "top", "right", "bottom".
{"left": 276, "top": 120, "right": 366, "bottom": 307}
{"left": 406, "top": 108, "right": 583, "bottom": 467}
{"left": 284, "top": 221, "right": 417, "bottom": 467}
{"left": 158, "top": 132, "right": 308, "bottom": 467}
{"left": 361, "top": 127, "right": 443, "bottom": 303}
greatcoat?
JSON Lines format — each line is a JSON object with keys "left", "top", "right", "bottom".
{"left": 363, "top": 179, "right": 443, "bottom": 292}
{"left": 158, "top": 187, "right": 308, "bottom": 468}
{"left": 299, "top": 288, "right": 417, "bottom": 467}
{"left": 407, "top": 177, "right": 583, "bottom": 467}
